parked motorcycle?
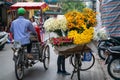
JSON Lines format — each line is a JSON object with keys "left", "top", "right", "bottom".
{"left": 105, "top": 46, "right": 120, "bottom": 80}
{"left": 0, "top": 31, "right": 8, "bottom": 50}
{"left": 97, "top": 38, "right": 120, "bottom": 60}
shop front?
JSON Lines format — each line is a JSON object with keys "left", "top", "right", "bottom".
{"left": 0, "top": 1, "right": 12, "bottom": 31}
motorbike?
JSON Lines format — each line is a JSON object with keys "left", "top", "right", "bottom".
{"left": 105, "top": 46, "right": 120, "bottom": 80}
{"left": 0, "top": 31, "right": 8, "bottom": 50}
{"left": 97, "top": 37, "right": 120, "bottom": 60}
{"left": 97, "top": 37, "right": 120, "bottom": 79}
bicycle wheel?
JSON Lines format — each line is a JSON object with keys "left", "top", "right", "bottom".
{"left": 70, "top": 54, "right": 81, "bottom": 69}
{"left": 70, "top": 51, "right": 95, "bottom": 71}
{"left": 107, "top": 58, "right": 120, "bottom": 80}
{"left": 80, "top": 52, "right": 95, "bottom": 71}
{"left": 98, "top": 49, "right": 106, "bottom": 60}
{"left": 15, "top": 52, "right": 24, "bottom": 80}
{"left": 43, "top": 45, "right": 50, "bottom": 70}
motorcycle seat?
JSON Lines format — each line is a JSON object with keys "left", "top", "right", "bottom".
{"left": 108, "top": 46, "right": 120, "bottom": 53}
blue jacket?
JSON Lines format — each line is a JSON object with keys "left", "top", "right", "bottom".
{"left": 10, "top": 16, "right": 36, "bottom": 45}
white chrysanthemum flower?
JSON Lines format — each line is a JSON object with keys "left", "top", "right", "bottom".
{"left": 57, "top": 15, "right": 67, "bottom": 31}
{"left": 43, "top": 15, "right": 67, "bottom": 33}
{"left": 43, "top": 18, "right": 59, "bottom": 32}
{"left": 93, "top": 27, "right": 108, "bottom": 40}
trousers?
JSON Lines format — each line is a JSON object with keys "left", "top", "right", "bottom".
{"left": 57, "top": 55, "right": 66, "bottom": 71}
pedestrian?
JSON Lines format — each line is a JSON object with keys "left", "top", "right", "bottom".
{"left": 100, "top": 0, "right": 120, "bottom": 40}
{"left": 30, "top": 16, "right": 42, "bottom": 42}
{"left": 10, "top": 7, "right": 36, "bottom": 59}
{"left": 57, "top": 55, "right": 71, "bottom": 75}
{"left": 52, "top": 14, "right": 71, "bottom": 75}
{"left": 30, "top": 16, "right": 38, "bottom": 27}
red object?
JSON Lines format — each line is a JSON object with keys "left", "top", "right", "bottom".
{"left": 51, "top": 37, "right": 73, "bottom": 46}
{"left": 10, "top": 2, "right": 48, "bottom": 43}
{"left": 9, "top": 32, "right": 13, "bottom": 43}
{"left": 34, "top": 26, "right": 42, "bottom": 42}
{"left": 10, "top": 2, "right": 49, "bottom": 10}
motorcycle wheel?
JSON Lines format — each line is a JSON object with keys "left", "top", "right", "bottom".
{"left": 107, "top": 58, "right": 120, "bottom": 80}
{"left": 98, "top": 49, "right": 106, "bottom": 60}
{"left": 0, "top": 44, "right": 5, "bottom": 50}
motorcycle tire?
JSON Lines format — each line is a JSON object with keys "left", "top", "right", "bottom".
{"left": 98, "top": 49, "right": 106, "bottom": 60}
{"left": 107, "top": 58, "right": 120, "bottom": 80}
{"left": 0, "top": 44, "right": 5, "bottom": 50}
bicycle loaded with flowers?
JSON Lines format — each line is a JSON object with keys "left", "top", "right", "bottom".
{"left": 43, "top": 8, "right": 97, "bottom": 55}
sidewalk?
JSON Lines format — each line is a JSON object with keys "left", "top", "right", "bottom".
{"left": 90, "top": 41, "right": 113, "bottom": 80}
{"left": 97, "top": 57, "right": 113, "bottom": 80}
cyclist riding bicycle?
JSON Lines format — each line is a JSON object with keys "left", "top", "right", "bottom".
{"left": 10, "top": 7, "right": 37, "bottom": 59}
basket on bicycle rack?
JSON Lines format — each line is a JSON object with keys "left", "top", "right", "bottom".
{"left": 54, "top": 44, "right": 91, "bottom": 56}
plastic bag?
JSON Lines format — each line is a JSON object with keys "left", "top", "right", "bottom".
{"left": 82, "top": 51, "right": 92, "bottom": 61}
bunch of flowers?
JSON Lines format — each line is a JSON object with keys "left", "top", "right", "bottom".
{"left": 93, "top": 27, "right": 108, "bottom": 41}
{"left": 43, "top": 15, "right": 67, "bottom": 36}
{"left": 82, "top": 8, "right": 97, "bottom": 28}
{"left": 44, "top": 8, "right": 97, "bottom": 46}
{"left": 50, "top": 37, "right": 73, "bottom": 46}
{"left": 43, "top": 18, "right": 59, "bottom": 32}
{"left": 64, "top": 8, "right": 96, "bottom": 45}
{"left": 68, "top": 26, "right": 94, "bottom": 45}
{"left": 64, "top": 10, "right": 85, "bottom": 30}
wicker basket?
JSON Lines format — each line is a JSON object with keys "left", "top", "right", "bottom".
{"left": 54, "top": 44, "right": 91, "bottom": 56}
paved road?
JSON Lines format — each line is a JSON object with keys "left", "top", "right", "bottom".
{"left": 0, "top": 43, "right": 113, "bottom": 80}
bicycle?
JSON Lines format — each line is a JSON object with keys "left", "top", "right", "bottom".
{"left": 70, "top": 45, "right": 95, "bottom": 80}
{"left": 12, "top": 36, "right": 50, "bottom": 80}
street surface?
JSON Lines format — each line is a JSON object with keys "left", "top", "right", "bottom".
{"left": 0, "top": 43, "right": 113, "bottom": 80}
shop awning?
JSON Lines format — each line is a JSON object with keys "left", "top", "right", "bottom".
{"left": 10, "top": 2, "right": 49, "bottom": 11}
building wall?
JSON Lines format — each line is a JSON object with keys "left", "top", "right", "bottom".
{"left": 95, "top": 0, "right": 102, "bottom": 30}
{"left": 0, "top": 4, "right": 8, "bottom": 31}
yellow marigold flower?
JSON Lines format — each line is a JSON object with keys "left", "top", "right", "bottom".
{"left": 65, "top": 10, "right": 85, "bottom": 30}
{"left": 68, "top": 27, "right": 94, "bottom": 45}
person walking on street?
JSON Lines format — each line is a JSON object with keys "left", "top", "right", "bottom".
{"left": 10, "top": 8, "right": 36, "bottom": 59}
{"left": 57, "top": 55, "right": 71, "bottom": 75}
